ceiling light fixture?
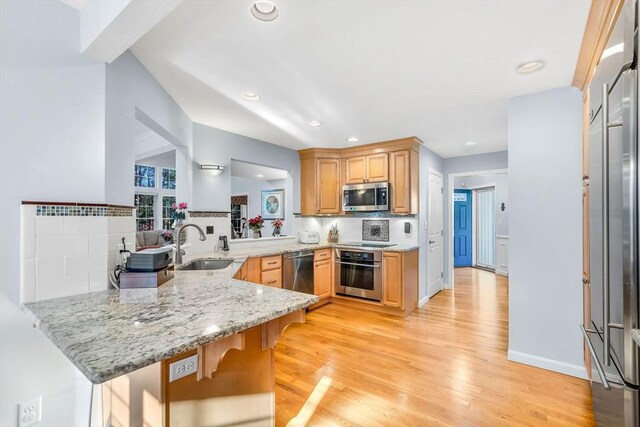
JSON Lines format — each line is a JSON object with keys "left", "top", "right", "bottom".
{"left": 200, "top": 164, "right": 225, "bottom": 176}
{"left": 242, "top": 92, "right": 260, "bottom": 101}
{"left": 307, "top": 120, "right": 323, "bottom": 127}
{"left": 464, "top": 141, "right": 476, "bottom": 146}
{"left": 256, "top": 174, "right": 264, "bottom": 178}
{"left": 346, "top": 137, "right": 359, "bottom": 143}
{"left": 516, "top": 61, "right": 545, "bottom": 74}
{"left": 251, "top": 1, "right": 279, "bottom": 22}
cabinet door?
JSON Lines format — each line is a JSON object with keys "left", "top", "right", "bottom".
{"left": 261, "top": 268, "right": 282, "bottom": 288}
{"left": 314, "top": 259, "right": 332, "bottom": 299}
{"left": 345, "top": 156, "right": 367, "bottom": 184}
{"left": 389, "top": 150, "right": 411, "bottom": 213}
{"left": 382, "top": 252, "right": 403, "bottom": 308}
{"left": 366, "top": 153, "right": 389, "bottom": 182}
{"left": 317, "top": 158, "right": 341, "bottom": 214}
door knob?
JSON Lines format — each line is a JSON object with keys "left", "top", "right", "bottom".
{"left": 429, "top": 240, "right": 436, "bottom": 244}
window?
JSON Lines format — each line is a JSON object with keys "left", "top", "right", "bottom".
{"left": 162, "top": 196, "right": 176, "bottom": 230}
{"left": 162, "top": 168, "right": 176, "bottom": 190}
{"left": 135, "top": 194, "right": 155, "bottom": 231}
{"left": 135, "top": 165, "right": 156, "bottom": 188}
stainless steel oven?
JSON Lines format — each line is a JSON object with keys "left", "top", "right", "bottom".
{"left": 342, "top": 182, "right": 389, "bottom": 212}
{"left": 334, "top": 249, "right": 382, "bottom": 301}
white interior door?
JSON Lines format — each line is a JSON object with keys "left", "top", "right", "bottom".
{"left": 428, "top": 171, "right": 443, "bottom": 298}
{"left": 475, "top": 187, "right": 496, "bottom": 269}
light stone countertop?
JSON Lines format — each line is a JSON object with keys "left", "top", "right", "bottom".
{"left": 22, "top": 240, "right": 418, "bottom": 384}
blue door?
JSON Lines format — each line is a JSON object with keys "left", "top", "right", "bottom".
{"left": 454, "top": 190, "right": 472, "bottom": 267}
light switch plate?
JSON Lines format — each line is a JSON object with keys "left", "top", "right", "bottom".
{"left": 169, "top": 354, "right": 198, "bottom": 382}
{"left": 18, "top": 397, "right": 41, "bottom": 427}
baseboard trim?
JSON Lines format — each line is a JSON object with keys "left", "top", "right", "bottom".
{"left": 418, "top": 295, "right": 429, "bottom": 307}
{"left": 507, "top": 350, "right": 588, "bottom": 380}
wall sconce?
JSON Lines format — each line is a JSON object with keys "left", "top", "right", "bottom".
{"left": 200, "top": 164, "right": 225, "bottom": 176}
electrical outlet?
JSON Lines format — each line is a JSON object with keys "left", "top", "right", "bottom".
{"left": 169, "top": 354, "right": 198, "bottom": 382}
{"left": 18, "top": 397, "right": 41, "bottom": 427}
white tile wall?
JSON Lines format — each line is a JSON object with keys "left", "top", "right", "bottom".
{"left": 184, "top": 216, "right": 230, "bottom": 255}
{"left": 293, "top": 216, "right": 418, "bottom": 246}
{"left": 20, "top": 206, "right": 136, "bottom": 303}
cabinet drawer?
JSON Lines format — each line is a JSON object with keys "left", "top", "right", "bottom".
{"left": 261, "top": 268, "right": 282, "bottom": 288}
{"left": 261, "top": 255, "right": 282, "bottom": 271}
{"left": 314, "top": 249, "right": 332, "bottom": 261}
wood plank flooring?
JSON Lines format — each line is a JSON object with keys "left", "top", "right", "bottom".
{"left": 274, "top": 267, "right": 595, "bottom": 426}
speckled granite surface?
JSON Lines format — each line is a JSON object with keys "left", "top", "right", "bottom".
{"left": 22, "top": 240, "right": 417, "bottom": 384}
{"left": 22, "top": 261, "right": 318, "bottom": 384}
{"left": 633, "top": 329, "right": 640, "bottom": 348}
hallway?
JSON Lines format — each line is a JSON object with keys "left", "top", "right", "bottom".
{"left": 275, "top": 268, "right": 595, "bottom": 426}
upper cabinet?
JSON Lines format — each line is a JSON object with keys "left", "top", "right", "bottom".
{"left": 345, "top": 153, "right": 388, "bottom": 184}
{"left": 299, "top": 137, "right": 421, "bottom": 215}
{"left": 300, "top": 150, "right": 342, "bottom": 215}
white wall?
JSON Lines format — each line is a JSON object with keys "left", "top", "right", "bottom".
{"left": 192, "top": 124, "right": 301, "bottom": 213}
{"left": 507, "top": 86, "right": 584, "bottom": 378}
{"left": 231, "top": 176, "right": 293, "bottom": 236}
{"left": 106, "top": 51, "right": 193, "bottom": 208}
{"left": 454, "top": 173, "right": 509, "bottom": 236}
{"left": 442, "top": 151, "right": 508, "bottom": 286}
{"left": 0, "top": 1, "right": 106, "bottom": 425}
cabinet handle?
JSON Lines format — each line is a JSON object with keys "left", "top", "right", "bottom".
{"left": 267, "top": 280, "right": 277, "bottom": 284}
{"left": 268, "top": 261, "right": 277, "bottom": 265}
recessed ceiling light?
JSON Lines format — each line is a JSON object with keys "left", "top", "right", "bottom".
{"left": 251, "top": 1, "right": 279, "bottom": 21}
{"left": 464, "top": 141, "right": 476, "bottom": 146}
{"left": 256, "top": 174, "right": 264, "bottom": 178}
{"left": 242, "top": 92, "right": 260, "bottom": 101}
{"left": 516, "top": 61, "right": 545, "bottom": 74}
{"left": 346, "top": 137, "right": 359, "bottom": 143}
{"left": 307, "top": 120, "right": 323, "bottom": 127}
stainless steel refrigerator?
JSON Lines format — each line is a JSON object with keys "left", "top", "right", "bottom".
{"left": 584, "top": 0, "right": 639, "bottom": 425}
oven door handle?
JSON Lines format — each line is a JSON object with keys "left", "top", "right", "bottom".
{"left": 335, "top": 260, "right": 381, "bottom": 268}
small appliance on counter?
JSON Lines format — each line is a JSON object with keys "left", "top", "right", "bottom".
{"left": 120, "top": 247, "right": 174, "bottom": 289}
{"left": 299, "top": 230, "right": 320, "bottom": 244}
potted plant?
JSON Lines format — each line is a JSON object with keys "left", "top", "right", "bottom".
{"left": 248, "top": 215, "right": 264, "bottom": 238}
{"left": 161, "top": 230, "right": 174, "bottom": 244}
{"left": 272, "top": 218, "right": 283, "bottom": 237}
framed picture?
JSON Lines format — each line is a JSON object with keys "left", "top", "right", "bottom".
{"left": 261, "top": 189, "right": 285, "bottom": 220}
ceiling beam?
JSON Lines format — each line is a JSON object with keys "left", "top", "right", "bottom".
{"left": 572, "top": 0, "right": 624, "bottom": 91}
{"left": 81, "top": 0, "right": 183, "bottom": 64}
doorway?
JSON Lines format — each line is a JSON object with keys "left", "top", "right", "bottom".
{"left": 475, "top": 187, "right": 496, "bottom": 270}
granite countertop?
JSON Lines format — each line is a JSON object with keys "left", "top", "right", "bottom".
{"left": 633, "top": 329, "right": 640, "bottom": 348}
{"left": 22, "top": 240, "right": 418, "bottom": 384}
{"left": 22, "top": 260, "right": 318, "bottom": 384}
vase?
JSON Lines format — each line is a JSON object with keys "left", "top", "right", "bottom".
{"left": 273, "top": 227, "right": 281, "bottom": 237}
{"left": 253, "top": 230, "right": 261, "bottom": 239}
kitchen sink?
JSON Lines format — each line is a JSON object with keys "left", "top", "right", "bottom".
{"left": 177, "top": 259, "right": 234, "bottom": 271}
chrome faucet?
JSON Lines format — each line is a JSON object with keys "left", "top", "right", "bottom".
{"left": 175, "top": 224, "right": 207, "bottom": 265}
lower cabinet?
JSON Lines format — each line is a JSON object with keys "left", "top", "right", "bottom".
{"left": 237, "top": 256, "right": 282, "bottom": 288}
{"left": 314, "top": 259, "right": 332, "bottom": 299}
{"left": 382, "top": 252, "right": 403, "bottom": 308}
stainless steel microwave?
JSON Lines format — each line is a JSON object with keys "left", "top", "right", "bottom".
{"left": 342, "top": 182, "right": 389, "bottom": 212}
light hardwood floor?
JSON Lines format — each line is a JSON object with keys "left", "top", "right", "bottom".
{"left": 275, "top": 267, "right": 595, "bottom": 426}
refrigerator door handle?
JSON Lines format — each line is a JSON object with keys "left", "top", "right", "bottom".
{"left": 602, "top": 82, "right": 612, "bottom": 366}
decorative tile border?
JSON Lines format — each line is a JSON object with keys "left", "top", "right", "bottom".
{"left": 362, "top": 220, "right": 390, "bottom": 242}
{"left": 29, "top": 203, "right": 134, "bottom": 217}
{"left": 188, "top": 211, "right": 230, "bottom": 218}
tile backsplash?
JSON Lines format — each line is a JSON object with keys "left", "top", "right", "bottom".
{"left": 20, "top": 204, "right": 135, "bottom": 303}
{"left": 295, "top": 216, "right": 418, "bottom": 245}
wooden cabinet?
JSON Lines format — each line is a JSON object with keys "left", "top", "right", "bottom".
{"left": 317, "top": 159, "right": 341, "bottom": 214}
{"left": 314, "top": 259, "right": 332, "bottom": 299}
{"left": 299, "top": 138, "right": 421, "bottom": 216}
{"left": 345, "top": 153, "right": 388, "bottom": 184}
{"left": 260, "top": 255, "right": 282, "bottom": 288}
{"left": 299, "top": 151, "right": 342, "bottom": 215}
{"left": 389, "top": 150, "right": 418, "bottom": 214}
{"left": 382, "top": 252, "right": 403, "bottom": 308}
{"left": 314, "top": 248, "right": 332, "bottom": 262}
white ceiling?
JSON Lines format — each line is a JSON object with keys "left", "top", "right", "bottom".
{"left": 131, "top": 0, "right": 590, "bottom": 158}
{"left": 231, "top": 159, "right": 288, "bottom": 181}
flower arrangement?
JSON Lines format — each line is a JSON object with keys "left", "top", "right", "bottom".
{"left": 271, "top": 218, "right": 283, "bottom": 237}
{"left": 247, "top": 215, "right": 264, "bottom": 230}
{"left": 161, "top": 230, "right": 174, "bottom": 243}
{"left": 171, "top": 202, "right": 188, "bottom": 227}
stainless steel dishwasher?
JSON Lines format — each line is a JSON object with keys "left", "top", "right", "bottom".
{"left": 283, "top": 251, "right": 314, "bottom": 294}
